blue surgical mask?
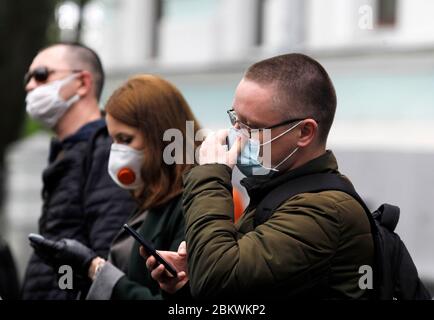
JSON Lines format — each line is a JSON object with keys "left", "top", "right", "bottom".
{"left": 227, "top": 120, "right": 302, "bottom": 177}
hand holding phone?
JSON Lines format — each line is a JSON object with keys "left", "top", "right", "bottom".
{"left": 123, "top": 224, "right": 178, "bottom": 278}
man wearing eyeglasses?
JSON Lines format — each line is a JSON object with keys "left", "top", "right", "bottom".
{"left": 21, "top": 43, "right": 135, "bottom": 300}
{"left": 145, "top": 53, "right": 374, "bottom": 299}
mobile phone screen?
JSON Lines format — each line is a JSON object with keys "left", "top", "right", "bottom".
{"left": 123, "top": 224, "right": 178, "bottom": 278}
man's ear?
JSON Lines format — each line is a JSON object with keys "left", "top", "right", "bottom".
{"left": 297, "top": 119, "right": 318, "bottom": 147}
{"left": 76, "top": 70, "right": 93, "bottom": 97}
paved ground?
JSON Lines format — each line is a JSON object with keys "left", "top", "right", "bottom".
{"left": 1, "top": 132, "right": 433, "bottom": 297}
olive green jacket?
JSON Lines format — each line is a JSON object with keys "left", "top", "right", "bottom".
{"left": 183, "top": 151, "right": 374, "bottom": 299}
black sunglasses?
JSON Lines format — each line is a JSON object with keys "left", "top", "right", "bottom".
{"left": 24, "top": 66, "right": 81, "bottom": 86}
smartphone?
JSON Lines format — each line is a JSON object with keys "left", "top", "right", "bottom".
{"left": 122, "top": 224, "right": 178, "bottom": 278}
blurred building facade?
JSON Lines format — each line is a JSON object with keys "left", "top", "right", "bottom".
{"left": 77, "top": 0, "right": 434, "bottom": 67}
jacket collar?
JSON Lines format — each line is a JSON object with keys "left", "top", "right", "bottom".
{"left": 115, "top": 193, "right": 183, "bottom": 244}
{"left": 48, "top": 118, "right": 106, "bottom": 163}
{"left": 240, "top": 150, "right": 339, "bottom": 204}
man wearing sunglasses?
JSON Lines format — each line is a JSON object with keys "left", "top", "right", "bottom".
{"left": 21, "top": 43, "right": 135, "bottom": 300}
{"left": 146, "top": 53, "right": 374, "bottom": 299}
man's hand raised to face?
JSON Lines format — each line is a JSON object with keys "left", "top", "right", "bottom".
{"left": 199, "top": 129, "right": 246, "bottom": 168}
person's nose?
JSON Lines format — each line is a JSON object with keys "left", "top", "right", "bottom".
{"left": 25, "top": 77, "right": 38, "bottom": 92}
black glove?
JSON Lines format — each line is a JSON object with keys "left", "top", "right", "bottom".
{"left": 28, "top": 233, "right": 97, "bottom": 278}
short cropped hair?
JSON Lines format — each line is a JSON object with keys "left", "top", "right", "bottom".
{"left": 43, "top": 42, "right": 105, "bottom": 101}
{"left": 244, "top": 53, "right": 337, "bottom": 144}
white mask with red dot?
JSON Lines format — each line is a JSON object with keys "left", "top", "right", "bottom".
{"left": 108, "top": 143, "right": 144, "bottom": 190}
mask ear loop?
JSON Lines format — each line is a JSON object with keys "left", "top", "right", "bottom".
{"left": 259, "top": 120, "right": 304, "bottom": 146}
{"left": 257, "top": 120, "right": 304, "bottom": 172}
{"left": 271, "top": 146, "right": 300, "bottom": 171}
{"left": 258, "top": 146, "right": 300, "bottom": 173}
{"left": 59, "top": 73, "right": 83, "bottom": 106}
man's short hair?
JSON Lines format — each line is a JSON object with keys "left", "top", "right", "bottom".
{"left": 244, "top": 53, "right": 337, "bottom": 144}
{"left": 42, "top": 42, "right": 105, "bottom": 101}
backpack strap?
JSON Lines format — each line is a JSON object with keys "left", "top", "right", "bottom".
{"left": 254, "top": 172, "right": 372, "bottom": 227}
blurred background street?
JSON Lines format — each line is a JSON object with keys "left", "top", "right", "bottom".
{"left": 0, "top": 0, "right": 433, "bottom": 297}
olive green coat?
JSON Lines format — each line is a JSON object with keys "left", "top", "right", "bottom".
{"left": 183, "top": 151, "right": 374, "bottom": 299}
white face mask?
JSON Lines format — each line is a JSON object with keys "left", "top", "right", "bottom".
{"left": 108, "top": 143, "right": 144, "bottom": 190}
{"left": 25, "top": 74, "right": 80, "bottom": 128}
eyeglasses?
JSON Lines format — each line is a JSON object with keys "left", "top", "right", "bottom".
{"left": 227, "top": 108, "right": 314, "bottom": 136}
{"left": 24, "top": 66, "right": 82, "bottom": 86}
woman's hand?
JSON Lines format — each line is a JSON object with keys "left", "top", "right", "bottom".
{"left": 88, "top": 257, "right": 106, "bottom": 280}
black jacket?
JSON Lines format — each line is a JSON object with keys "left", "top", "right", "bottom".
{"left": 22, "top": 119, "right": 136, "bottom": 300}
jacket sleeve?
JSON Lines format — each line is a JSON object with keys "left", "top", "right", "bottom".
{"left": 83, "top": 136, "right": 137, "bottom": 258}
{"left": 182, "top": 164, "right": 341, "bottom": 298}
{"left": 85, "top": 261, "right": 163, "bottom": 300}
